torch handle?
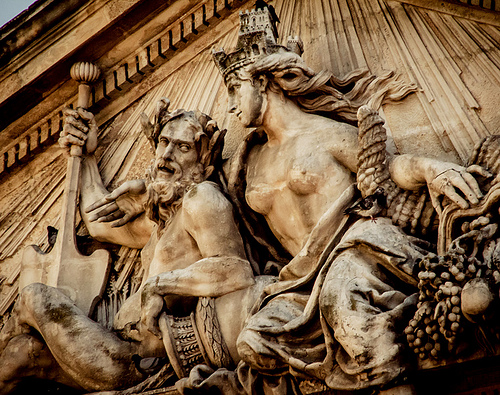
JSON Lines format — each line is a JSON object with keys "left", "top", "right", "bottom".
{"left": 70, "top": 83, "right": 92, "bottom": 157}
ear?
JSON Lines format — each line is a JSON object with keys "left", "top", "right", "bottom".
{"left": 257, "top": 74, "right": 268, "bottom": 93}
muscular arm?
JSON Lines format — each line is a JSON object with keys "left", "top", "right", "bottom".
{"left": 143, "top": 256, "right": 253, "bottom": 298}
{"left": 60, "top": 107, "right": 153, "bottom": 249}
{"left": 322, "top": 114, "right": 487, "bottom": 215}
{"left": 144, "top": 182, "right": 254, "bottom": 298}
{"left": 141, "top": 182, "right": 254, "bottom": 336}
{"left": 389, "top": 154, "right": 489, "bottom": 214}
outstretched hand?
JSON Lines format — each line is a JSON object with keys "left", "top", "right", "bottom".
{"left": 427, "top": 163, "right": 492, "bottom": 215}
{"left": 59, "top": 107, "right": 98, "bottom": 155}
{"left": 85, "top": 179, "right": 147, "bottom": 227}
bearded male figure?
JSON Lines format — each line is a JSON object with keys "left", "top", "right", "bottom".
{"left": 0, "top": 100, "right": 257, "bottom": 394}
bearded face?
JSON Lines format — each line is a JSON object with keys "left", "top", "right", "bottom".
{"left": 145, "top": 116, "right": 205, "bottom": 228}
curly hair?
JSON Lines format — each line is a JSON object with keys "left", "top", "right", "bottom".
{"left": 141, "top": 99, "right": 226, "bottom": 179}
{"left": 232, "top": 52, "right": 417, "bottom": 126}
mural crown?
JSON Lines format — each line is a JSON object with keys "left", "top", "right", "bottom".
{"left": 212, "top": 7, "right": 302, "bottom": 77}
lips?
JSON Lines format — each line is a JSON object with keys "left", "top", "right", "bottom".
{"left": 154, "top": 159, "right": 184, "bottom": 183}
{"left": 158, "top": 164, "right": 175, "bottom": 174}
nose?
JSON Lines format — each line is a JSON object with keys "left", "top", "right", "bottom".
{"left": 161, "top": 142, "right": 174, "bottom": 160}
{"left": 228, "top": 96, "right": 237, "bottom": 114}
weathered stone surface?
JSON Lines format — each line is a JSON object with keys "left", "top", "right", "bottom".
{"left": 1, "top": 1, "right": 500, "bottom": 394}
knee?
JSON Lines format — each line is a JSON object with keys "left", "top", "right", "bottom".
{"left": 319, "top": 277, "right": 342, "bottom": 326}
{"left": 236, "top": 326, "right": 255, "bottom": 363}
{"left": 236, "top": 327, "right": 283, "bottom": 371}
{"left": 16, "top": 283, "right": 46, "bottom": 313}
{"left": 18, "top": 283, "right": 48, "bottom": 304}
{"left": 15, "top": 283, "right": 60, "bottom": 322}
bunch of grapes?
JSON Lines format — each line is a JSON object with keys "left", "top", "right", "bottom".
{"left": 406, "top": 215, "right": 500, "bottom": 360}
{"left": 405, "top": 255, "right": 467, "bottom": 359}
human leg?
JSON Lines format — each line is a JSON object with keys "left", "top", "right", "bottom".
{"left": 0, "top": 333, "right": 81, "bottom": 395}
{"left": 0, "top": 283, "right": 145, "bottom": 392}
{"left": 237, "top": 292, "right": 323, "bottom": 373}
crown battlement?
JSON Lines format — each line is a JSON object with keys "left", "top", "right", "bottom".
{"left": 213, "top": 6, "right": 303, "bottom": 77}
{"left": 239, "top": 8, "right": 277, "bottom": 45}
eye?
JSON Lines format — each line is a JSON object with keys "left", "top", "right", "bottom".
{"left": 159, "top": 137, "right": 169, "bottom": 146}
{"left": 179, "top": 144, "right": 191, "bottom": 153}
{"left": 228, "top": 84, "right": 240, "bottom": 94}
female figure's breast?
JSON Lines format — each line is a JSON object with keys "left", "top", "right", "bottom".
{"left": 245, "top": 141, "right": 355, "bottom": 255}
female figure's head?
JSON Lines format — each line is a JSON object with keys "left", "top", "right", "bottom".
{"left": 225, "top": 69, "right": 268, "bottom": 128}
{"left": 224, "top": 51, "right": 417, "bottom": 127}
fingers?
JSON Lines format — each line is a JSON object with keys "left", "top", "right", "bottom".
{"left": 63, "top": 107, "right": 79, "bottom": 119}
{"left": 112, "top": 213, "right": 133, "bottom": 228}
{"left": 467, "top": 164, "right": 493, "bottom": 179}
{"left": 141, "top": 292, "right": 164, "bottom": 339}
{"left": 65, "top": 115, "right": 89, "bottom": 134}
{"left": 447, "top": 172, "right": 479, "bottom": 206}
{"left": 60, "top": 134, "right": 86, "bottom": 147}
{"left": 108, "top": 183, "right": 133, "bottom": 200}
{"left": 429, "top": 167, "right": 487, "bottom": 214}
{"left": 97, "top": 210, "right": 125, "bottom": 223}
{"left": 145, "top": 316, "right": 162, "bottom": 338}
{"left": 461, "top": 171, "right": 483, "bottom": 200}
{"left": 428, "top": 189, "right": 443, "bottom": 217}
{"left": 86, "top": 198, "right": 113, "bottom": 214}
{"left": 77, "top": 107, "right": 97, "bottom": 126}
{"left": 442, "top": 184, "right": 469, "bottom": 209}
{"left": 85, "top": 184, "right": 134, "bottom": 213}
{"left": 87, "top": 202, "right": 121, "bottom": 221}
{"left": 60, "top": 108, "right": 90, "bottom": 149}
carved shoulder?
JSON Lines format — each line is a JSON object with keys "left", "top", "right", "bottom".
{"left": 182, "top": 181, "right": 232, "bottom": 220}
{"left": 321, "top": 120, "right": 359, "bottom": 173}
{"left": 182, "top": 181, "right": 245, "bottom": 258}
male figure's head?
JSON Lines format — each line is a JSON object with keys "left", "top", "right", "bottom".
{"left": 141, "top": 98, "right": 225, "bottom": 228}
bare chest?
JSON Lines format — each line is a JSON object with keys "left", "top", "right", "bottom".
{"left": 145, "top": 213, "right": 201, "bottom": 278}
{"left": 244, "top": 138, "right": 354, "bottom": 255}
{"left": 246, "top": 140, "right": 352, "bottom": 215}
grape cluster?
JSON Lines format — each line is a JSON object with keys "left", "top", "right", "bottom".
{"left": 406, "top": 215, "right": 500, "bottom": 360}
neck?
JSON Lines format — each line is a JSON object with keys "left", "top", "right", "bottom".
{"left": 261, "top": 90, "right": 315, "bottom": 144}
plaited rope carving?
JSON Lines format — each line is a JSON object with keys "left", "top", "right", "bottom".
{"left": 356, "top": 105, "right": 436, "bottom": 237}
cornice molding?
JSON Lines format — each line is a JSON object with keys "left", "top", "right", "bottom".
{"left": 393, "top": 0, "right": 500, "bottom": 26}
{"left": 0, "top": 0, "right": 244, "bottom": 178}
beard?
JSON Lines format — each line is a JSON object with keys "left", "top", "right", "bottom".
{"left": 145, "top": 159, "right": 204, "bottom": 231}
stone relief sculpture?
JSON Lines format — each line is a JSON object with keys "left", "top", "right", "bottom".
{"left": 0, "top": 100, "right": 271, "bottom": 393}
{"left": 2, "top": 5, "right": 500, "bottom": 395}
{"left": 181, "top": 7, "right": 498, "bottom": 395}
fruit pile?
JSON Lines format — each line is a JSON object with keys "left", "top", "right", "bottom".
{"left": 406, "top": 215, "right": 500, "bottom": 360}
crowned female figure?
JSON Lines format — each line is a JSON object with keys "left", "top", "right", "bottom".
{"left": 196, "top": 8, "right": 488, "bottom": 394}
